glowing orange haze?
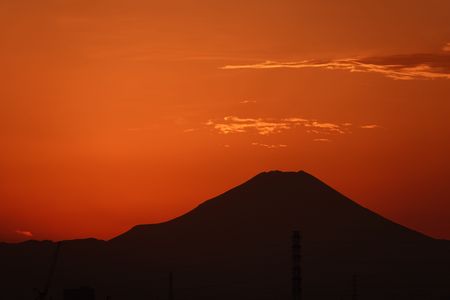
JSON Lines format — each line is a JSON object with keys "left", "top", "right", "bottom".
{"left": 1, "top": 0, "right": 450, "bottom": 242}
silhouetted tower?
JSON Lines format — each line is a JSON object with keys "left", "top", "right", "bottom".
{"left": 292, "top": 231, "right": 301, "bottom": 300}
{"left": 352, "top": 274, "right": 358, "bottom": 300}
{"left": 169, "top": 272, "right": 174, "bottom": 300}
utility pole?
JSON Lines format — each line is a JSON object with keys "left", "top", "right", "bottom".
{"left": 352, "top": 274, "right": 358, "bottom": 300}
{"left": 169, "top": 272, "right": 174, "bottom": 300}
{"left": 292, "top": 231, "right": 301, "bottom": 300}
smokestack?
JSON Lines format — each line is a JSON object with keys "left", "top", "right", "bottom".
{"left": 292, "top": 230, "right": 301, "bottom": 300}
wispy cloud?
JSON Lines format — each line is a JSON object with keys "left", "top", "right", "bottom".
{"left": 206, "top": 116, "right": 291, "bottom": 135}
{"left": 222, "top": 52, "right": 450, "bottom": 80}
{"left": 240, "top": 100, "right": 257, "bottom": 104}
{"left": 252, "top": 142, "right": 287, "bottom": 149}
{"left": 304, "top": 121, "right": 346, "bottom": 134}
{"left": 206, "top": 116, "right": 362, "bottom": 136}
{"left": 204, "top": 116, "right": 382, "bottom": 147}
{"left": 360, "top": 124, "right": 382, "bottom": 129}
{"left": 15, "top": 229, "right": 33, "bottom": 238}
{"left": 313, "top": 138, "right": 331, "bottom": 142}
{"left": 443, "top": 42, "right": 450, "bottom": 52}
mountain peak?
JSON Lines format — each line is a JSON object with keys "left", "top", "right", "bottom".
{"left": 250, "top": 170, "right": 315, "bottom": 183}
{"left": 255, "top": 170, "right": 309, "bottom": 176}
{"left": 247, "top": 169, "right": 325, "bottom": 190}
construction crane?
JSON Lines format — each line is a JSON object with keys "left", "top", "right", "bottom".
{"left": 35, "top": 242, "right": 62, "bottom": 300}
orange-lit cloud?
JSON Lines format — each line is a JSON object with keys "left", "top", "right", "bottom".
{"left": 443, "top": 43, "right": 450, "bottom": 52}
{"left": 313, "top": 138, "right": 331, "bottom": 142}
{"left": 304, "top": 121, "right": 346, "bottom": 134}
{"left": 361, "top": 124, "right": 382, "bottom": 129}
{"left": 15, "top": 230, "right": 33, "bottom": 238}
{"left": 252, "top": 142, "right": 288, "bottom": 149}
{"left": 206, "top": 116, "right": 353, "bottom": 136}
{"left": 206, "top": 116, "right": 291, "bottom": 135}
{"left": 222, "top": 53, "right": 450, "bottom": 80}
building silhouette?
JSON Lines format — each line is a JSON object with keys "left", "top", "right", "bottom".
{"left": 63, "top": 287, "right": 95, "bottom": 300}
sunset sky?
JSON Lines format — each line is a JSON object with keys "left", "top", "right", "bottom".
{"left": 1, "top": 0, "right": 449, "bottom": 242}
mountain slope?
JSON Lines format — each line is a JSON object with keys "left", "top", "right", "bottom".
{"left": 113, "top": 170, "right": 430, "bottom": 244}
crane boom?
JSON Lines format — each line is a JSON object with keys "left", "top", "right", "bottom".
{"left": 36, "top": 242, "right": 62, "bottom": 300}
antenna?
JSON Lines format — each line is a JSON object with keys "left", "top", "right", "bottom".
{"left": 292, "top": 231, "right": 301, "bottom": 300}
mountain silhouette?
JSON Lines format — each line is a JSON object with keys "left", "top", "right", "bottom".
{"left": 1, "top": 170, "right": 449, "bottom": 299}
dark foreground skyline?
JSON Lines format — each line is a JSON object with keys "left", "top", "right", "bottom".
{"left": 1, "top": 171, "right": 449, "bottom": 299}
{"left": 2, "top": 0, "right": 450, "bottom": 243}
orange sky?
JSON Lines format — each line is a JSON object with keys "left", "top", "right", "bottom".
{"left": 1, "top": 0, "right": 450, "bottom": 242}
